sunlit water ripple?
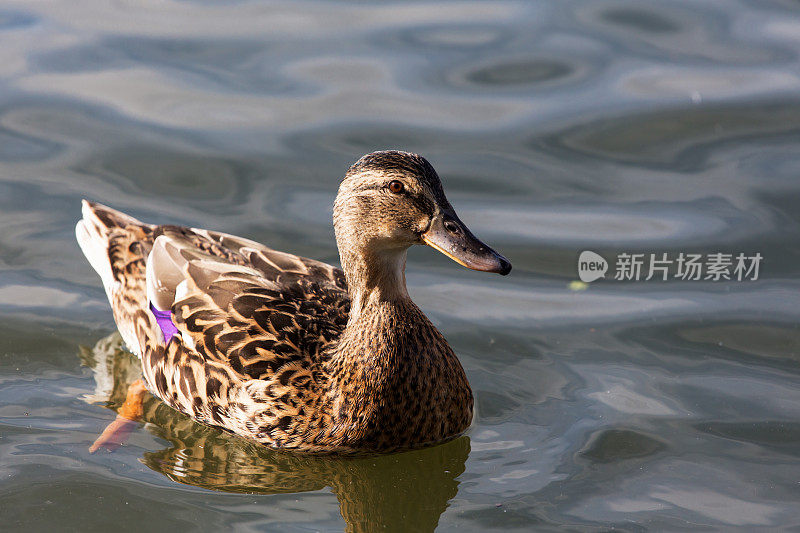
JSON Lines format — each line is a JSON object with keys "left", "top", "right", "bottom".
{"left": 1, "top": 0, "right": 799, "bottom": 531}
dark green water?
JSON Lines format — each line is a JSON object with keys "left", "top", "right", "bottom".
{"left": 1, "top": 0, "right": 800, "bottom": 531}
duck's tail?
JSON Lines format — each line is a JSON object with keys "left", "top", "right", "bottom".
{"left": 76, "top": 201, "right": 146, "bottom": 298}
{"left": 76, "top": 200, "right": 155, "bottom": 354}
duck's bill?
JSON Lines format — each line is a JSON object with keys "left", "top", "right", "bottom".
{"left": 421, "top": 212, "right": 512, "bottom": 275}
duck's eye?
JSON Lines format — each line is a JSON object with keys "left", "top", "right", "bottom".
{"left": 388, "top": 180, "right": 405, "bottom": 194}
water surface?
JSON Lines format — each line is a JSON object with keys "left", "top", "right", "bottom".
{"left": 1, "top": 0, "right": 800, "bottom": 530}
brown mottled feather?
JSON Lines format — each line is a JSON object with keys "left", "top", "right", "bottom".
{"left": 77, "top": 205, "right": 471, "bottom": 452}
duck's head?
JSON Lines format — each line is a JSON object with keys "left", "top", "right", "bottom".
{"left": 334, "top": 151, "right": 511, "bottom": 292}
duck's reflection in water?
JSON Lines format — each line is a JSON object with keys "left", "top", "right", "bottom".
{"left": 79, "top": 333, "right": 470, "bottom": 532}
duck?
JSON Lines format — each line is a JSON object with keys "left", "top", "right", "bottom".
{"left": 76, "top": 150, "right": 511, "bottom": 453}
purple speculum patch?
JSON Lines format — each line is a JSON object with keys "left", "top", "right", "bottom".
{"left": 149, "top": 302, "right": 178, "bottom": 342}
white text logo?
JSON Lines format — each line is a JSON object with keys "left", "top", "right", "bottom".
{"left": 578, "top": 250, "right": 608, "bottom": 282}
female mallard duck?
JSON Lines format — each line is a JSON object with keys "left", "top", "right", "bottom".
{"left": 77, "top": 150, "right": 511, "bottom": 453}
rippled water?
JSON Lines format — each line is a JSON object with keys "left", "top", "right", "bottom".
{"left": 1, "top": 0, "right": 799, "bottom": 530}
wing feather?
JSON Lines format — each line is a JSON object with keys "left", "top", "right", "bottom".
{"left": 145, "top": 226, "right": 349, "bottom": 382}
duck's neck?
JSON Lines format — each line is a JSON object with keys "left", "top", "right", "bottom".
{"left": 327, "top": 244, "right": 419, "bottom": 376}
{"left": 339, "top": 245, "right": 410, "bottom": 320}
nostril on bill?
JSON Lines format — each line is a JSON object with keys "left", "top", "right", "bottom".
{"left": 443, "top": 220, "right": 459, "bottom": 233}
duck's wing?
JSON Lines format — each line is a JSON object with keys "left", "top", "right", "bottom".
{"left": 147, "top": 226, "right": 350, "bottom": 378}
{"left": 186, "top": 226, "right": 347, "bottom": 293}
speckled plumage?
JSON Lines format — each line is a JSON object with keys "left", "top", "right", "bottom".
{"left": 77, "top": 151, "right": 509, "bottom": 453}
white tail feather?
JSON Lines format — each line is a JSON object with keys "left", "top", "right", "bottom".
{"left": 76, "top": 221, "right": 119, "bottom": 304}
